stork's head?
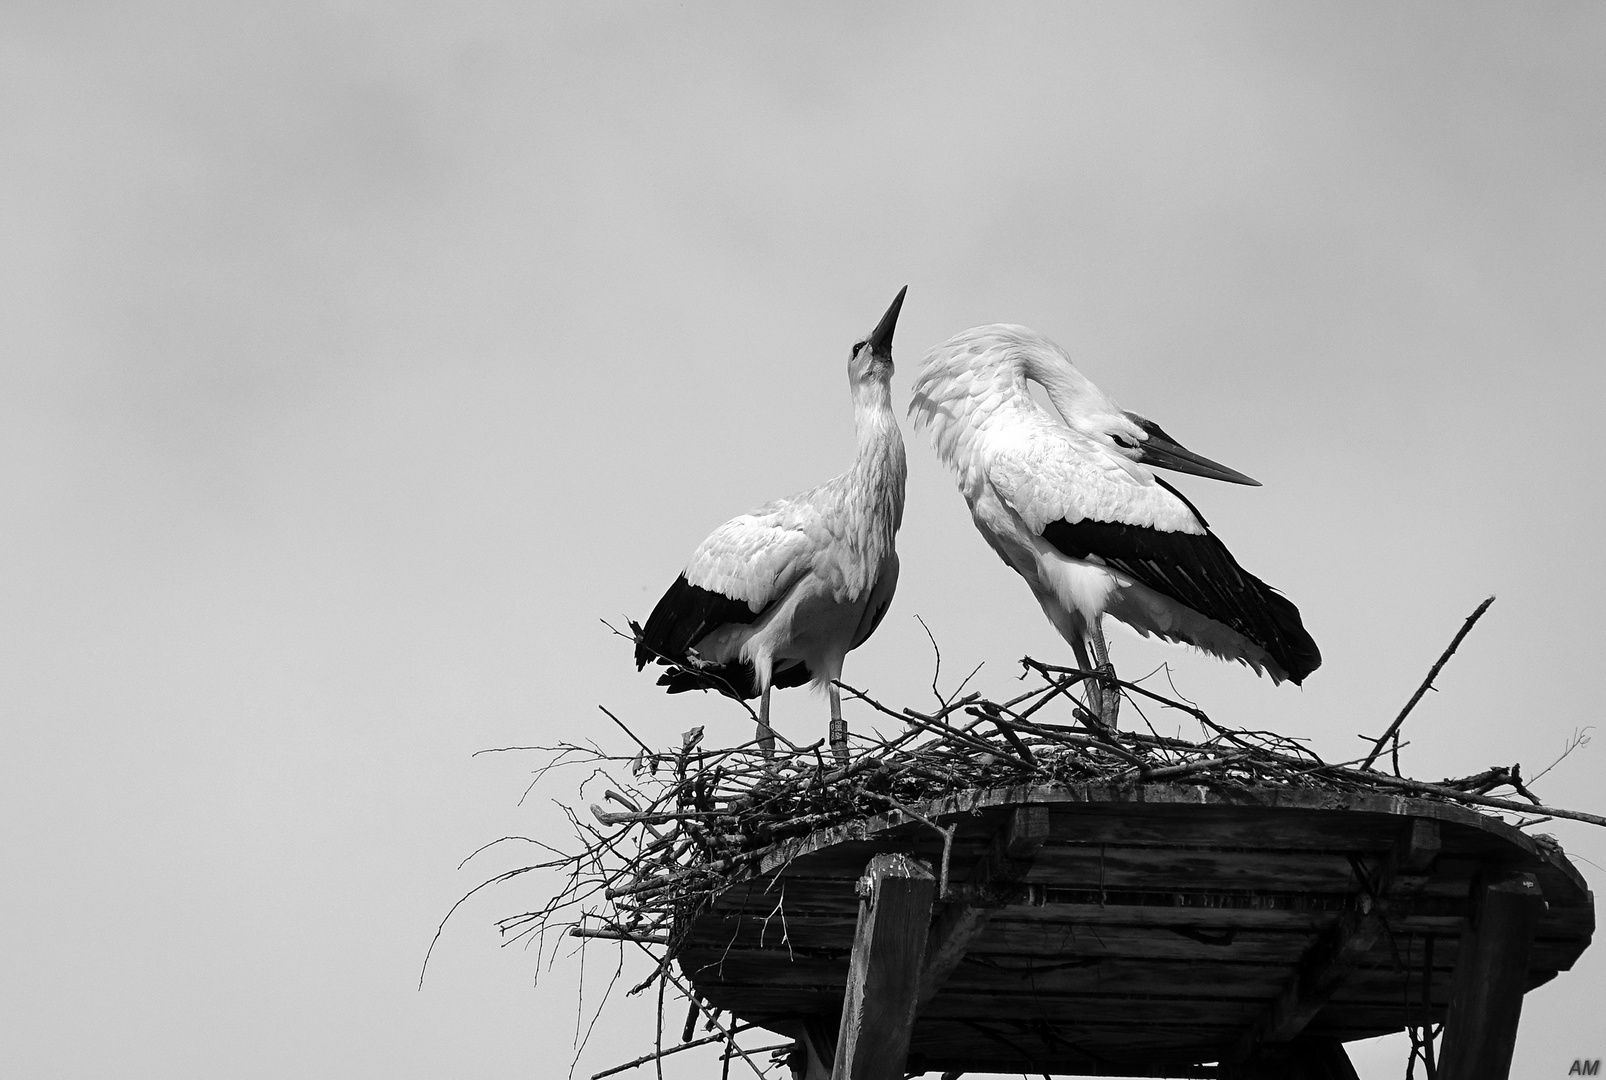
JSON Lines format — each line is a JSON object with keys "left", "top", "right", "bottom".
{"left": 1106, "top": 412, "right": 1260, "bottom": 485}
{"left": 911, "top": 324, "right": 1260, "bottom": 486}
{"left": 848, "top": 286, "right": 907, "bottom": 388}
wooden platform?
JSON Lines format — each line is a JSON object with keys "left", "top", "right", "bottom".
{"left": 675, "top": 782, "right": 1594, "bottom": 1077}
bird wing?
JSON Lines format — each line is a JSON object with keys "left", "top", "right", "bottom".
{"left": 985, "top": 423, "right": 1203, "bottom": 536}
{"left": 986, "top": 430, "right": 1320, "bottom": 683}
{"left": 634, "top": 500, "right": 819, "bottom": 670}
{"left": 1040, "top": 499, "right": 1321, "bottom": 683}
{"left": 684, "top": 500, "right": 820, "bottom": 608}
{"left": 849, "top": 551, "right": 899, "bottom": 651}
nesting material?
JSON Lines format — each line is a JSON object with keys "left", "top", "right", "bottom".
{"left": 494, "top": 657, "right": 1592, "bottom": 967}
{"left": 471, "top": 655, "right": 1597, "bottom": 1078}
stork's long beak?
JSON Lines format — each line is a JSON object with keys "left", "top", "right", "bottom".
{"left": 866, "top": 285, "right": 908, "bottom": 357}
{"left": 1128, "top": 413, "right": 1261, "bottom": 486}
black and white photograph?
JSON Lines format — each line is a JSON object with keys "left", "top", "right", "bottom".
{"left": 4, "top": 5, "right": 1603, "bottom": 1079}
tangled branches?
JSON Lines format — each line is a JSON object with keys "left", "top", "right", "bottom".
{"left": 455, "top": 646, "right": 1599, "bottom": 1079}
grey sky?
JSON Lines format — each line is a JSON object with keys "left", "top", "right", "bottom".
{"left": 3, "top": 4, "right": 1602, "bottom": 1078}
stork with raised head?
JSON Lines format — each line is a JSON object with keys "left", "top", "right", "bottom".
{"left": 634, "top": 288, "right": 909, "bottom": 761}
{"left": 908, "top": 324, "right": 1319, "bottom": 727}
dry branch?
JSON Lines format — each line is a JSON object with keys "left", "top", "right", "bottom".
{"left": 1362, "top": 596, "right": 1496, "bottom": 770}
{"left": 461, "top": 635, "right": 1598, "bottom": 1078}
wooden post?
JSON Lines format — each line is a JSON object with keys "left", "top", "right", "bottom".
{"left": 832, "top": 853, "right": 936, "bottom": 1080}
{"left": 1437, "top": 872, "right": 1545, "bottom": 1080}
{"left": 785, "top": 1016, "right": 835, "bottom": 1080}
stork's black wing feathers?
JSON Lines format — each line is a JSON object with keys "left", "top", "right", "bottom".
{"left": 1040, "top": 514, "right": 1321, "bottom": 684}
{"left": 634, "top": 574, "right": 814, "bottom": 700}
{"left": 635, "top": 574, "right": 756, "bottom": 669}
{"left": 652, "top": 657, "right": 813, "bottom": 698}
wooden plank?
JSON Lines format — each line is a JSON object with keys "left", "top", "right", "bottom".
{"left": 915, "top": 905, "right": 989, "bottom": 1007}
{"left": 694, "top": 902, "right": 1465, "bottom": 940}
{"left": 719, "top": 981, "right": 1268, "bottom": 1023}
{"left": 1026, "top": 845, "right": 1361, "bottom": 892}
{"left": 718, "top": 875, "right": 1425, "bottom": 916}
{"left": 701, "top": 992, "right": 1495, "bottom": 1058}
{"left": 1437, "top": 872, "right": 1546, "bottom": 1080}
{"left": 748, "top": 782, "right": 1568, "bottom": 880}
{"left": 1232, "top": 819, "right": 1441, "bottom": 1063}
{"left": 917, "top": 805, "right": 1049, "bottom": 1007}
{"left": 1233, "top": 1036, "right": 1362, "bottom": 1080}
{"left": 832, "top": 853, "right": 935, "bottom": 1080}
{"left": 686, "top": 945, "right": 1471, "bottom": 1000}
{"left": 675, "top": 789, "right": 1592, "bottom": 1077}
{"left": 1042, "top": 805, "right": 1406, "bottom": 851}
{"left": 683, "top": 950, "right": 1293, "bottom": 996}
{"left": 969, "top": 921, "right": 1316, "bottom": 963}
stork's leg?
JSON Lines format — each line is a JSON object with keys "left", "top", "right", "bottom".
{"left": 1087, "top": 620, "right": 1120, "bottom": 729}
{"left": 1070, "top": 637, "right": 1104, "bottom": 726}
{"left": 828, "top": 683, "right": 848, "bottom": 764}
{"left": 756, "top": 687, "right": 775, "bottom": 759}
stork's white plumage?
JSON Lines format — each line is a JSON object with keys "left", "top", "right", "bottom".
{"left": 909, "top": 324, "right": 1318, "bottom": 725}
{"left": 635, "top": 288, "right": 909, "bottom": 759}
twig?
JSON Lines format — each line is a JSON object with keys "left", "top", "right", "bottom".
{"left": 914, "top": 614, "right": 946, "bottom": 710}
{"left": 461, "top": 630, "right": 1606, "bottom": 1080}
{"left": 1353, "top": 770, "right": 1606, "bottom": 828}
{"left": 599, "top": 706, "right": 656, "bottom": 757}
{"left": 1136, "top": 753, "right": 1250, "bottom": 783}
{"left": 590, "top": 1025, "right": 754, "bottom": 1079}
{"left": 1361, "top": 597, "right": 1495, "bottom": 770}
{"left": 1529, "top": 726, "right": 1593, "bottom": 785}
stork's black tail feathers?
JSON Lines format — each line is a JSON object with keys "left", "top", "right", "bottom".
{"left": 632, "top": 574, "right": 813, "bottom": 700}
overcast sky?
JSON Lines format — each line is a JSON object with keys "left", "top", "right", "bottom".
{"left": 3, "top": 4, "right": 1603, "bottom": 1078}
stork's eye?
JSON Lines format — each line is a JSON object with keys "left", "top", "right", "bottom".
{"left": 1111, "top": 434, "right": 1137, "bottom": 449}
{"left": 851, "top": 340, "right": 867, "bottom": 355}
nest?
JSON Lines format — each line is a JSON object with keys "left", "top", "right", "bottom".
{"left": 564, "top": 657, "right": 1598, "bottom": 952}
{"left": 449, "top": 652, "right": 1600, "bottom": 1077}
{"left": 453, "top": 604, "right": 1599, "bottom": 1078}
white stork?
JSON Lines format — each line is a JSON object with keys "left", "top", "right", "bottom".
{"left": 908, "top": 324, "right": 1319, "bottom": 726}
{"left": 634, "top": 288, "right": 909, "bottom": 760}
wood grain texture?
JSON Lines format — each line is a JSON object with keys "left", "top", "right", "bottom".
{"left": 1437, "top": 873, "right": 1547, "bottom": 1080}
{"left": 831, "top": 853, "right": 934, "bottom": 1080}
{"left": 673, "top": 785, "right": 1594, "bottom": 1075}
{"left": 1231, "top": 819, "right": 1444, "bottom": 1063}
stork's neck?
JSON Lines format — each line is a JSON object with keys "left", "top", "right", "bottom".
{"left": 850, "top": 376, "right": 907, "bottom": 531}
{"left": 1020, "top": 349, "right": 1099, "bottom": 430}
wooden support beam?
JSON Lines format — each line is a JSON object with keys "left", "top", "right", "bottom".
{"left": 1227, "top": 1036, "right": 1361, "bottom": 1079}
{"left": 832, "top": 853, "right": 936, "bottom": 1080}
{"left": 917, "top": 905, "right": 990, "bottom": 1009}
{"left": 784, "top": 1016, "right": 836, "bottom": 1080}
{"left": 917, "top": 805, "right": 1049, "bottom": 1008}
{"left": 1388, "top": 818, "right": 1444, "bottom": 897}
{"left": 1437, "top": 872, "right": 1546, "bottom": 1080}
{"left": 1232, "top": 819, "right": 1440, "bottom": 1063}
